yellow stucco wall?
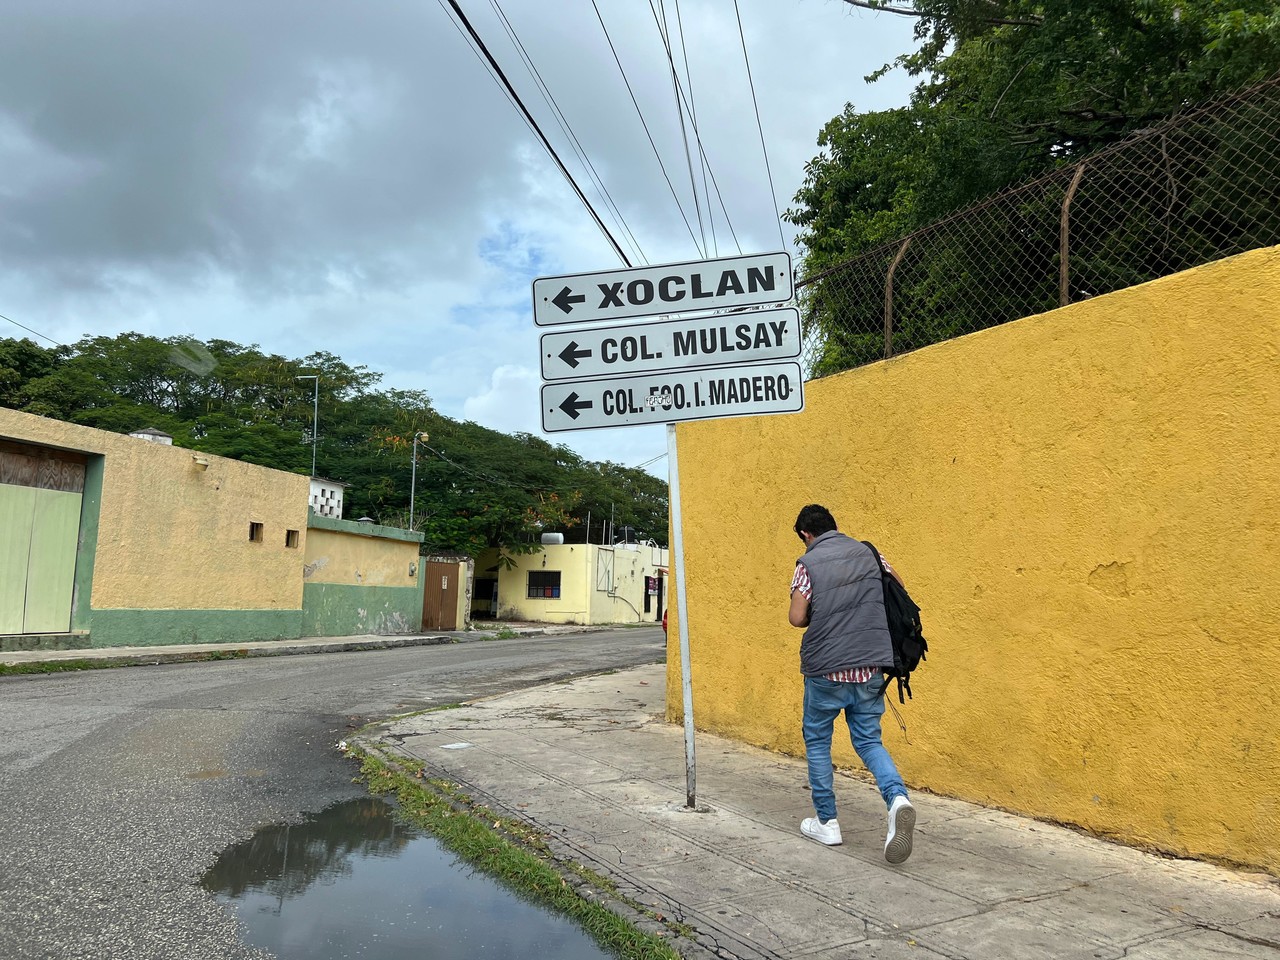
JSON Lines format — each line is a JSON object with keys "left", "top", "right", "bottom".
{"left": 488, "top": 545, "right": 593, "bottom": 623}
{"left": 665, "top": 245, "right": 1280, "bottom": 873}
{"left": 588, "top": 544, "right": 669, "bottom": 625}
{"left": 0, "top": 409, "right": 309, "bottom": 611}
{"left": 303, "top": 526, "right": 418, "bottom": 587}
{"left": 477, "top": 543, "right": 669, "bottom": 624}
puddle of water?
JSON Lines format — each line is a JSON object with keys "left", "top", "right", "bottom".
{"left": 203, "top": 797, "right": 611, "bottom": 960}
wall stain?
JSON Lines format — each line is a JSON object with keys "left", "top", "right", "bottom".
{"left": 303, "top": 556, "right": 329, "bottom": 579}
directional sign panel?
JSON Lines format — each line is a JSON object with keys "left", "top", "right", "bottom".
{"left": 540, "top": 307, "right": 801, "bottom": 382}
{"left": 533, "top": 251, "right": 792, "bottom": 327}
{"left": 541, "top": 362, "right": 804, "bottom": 433}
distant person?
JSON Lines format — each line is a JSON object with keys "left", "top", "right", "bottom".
{"left": 788, "top": 504, "right": 915, "bottom": 864}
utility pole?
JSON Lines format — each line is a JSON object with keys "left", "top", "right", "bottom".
{"left": 409, "top": 431, "right": 428, "bottom": 530}
{"left": 295, "top": 375, "right": 319, "bottom": 477}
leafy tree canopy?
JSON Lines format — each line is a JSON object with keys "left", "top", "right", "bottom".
{"left": 1, "top": 333, "right": 668, "bottom": 555}
{"left": 787, "top": 0, "right": 1280, "bottom": 270}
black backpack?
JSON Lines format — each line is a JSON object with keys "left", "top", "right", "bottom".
{"left": 862, "top": 541, "right": 928, "bottom": 703}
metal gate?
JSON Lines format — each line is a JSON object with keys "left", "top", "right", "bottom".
{"left": 421, "top": 560, "right": 460, "bottom": 631}
{"left": 0, "top": 442, "right": 85, "bottom": 634}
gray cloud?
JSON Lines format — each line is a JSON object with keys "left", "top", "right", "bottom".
{"left": 0, "top": 0, "right": 916, "bottom": 468}
{"left": 0, "top": 2, "right": 525, "bottom": 291}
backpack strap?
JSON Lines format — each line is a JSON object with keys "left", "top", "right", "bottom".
{"left": 862, "top": 540, "right": 910, "bottom": 703}
{"left": 860, "top": 540, "right": 884, "bottom": 578}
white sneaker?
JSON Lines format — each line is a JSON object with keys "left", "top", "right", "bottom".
{"left": 801, "top": 816, "right": 843, "bottom": 846}
{"left": 884, "top": 796, "right": 915, "bottom": 864}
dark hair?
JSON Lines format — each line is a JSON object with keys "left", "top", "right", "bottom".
{"left": 794, "top": 504, "right": 837, "bottom": 538}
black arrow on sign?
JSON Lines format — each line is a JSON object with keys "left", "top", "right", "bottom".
{"left": 558, "top": 392, "right": 593, "bottom": 420}
{"left": 552, "top": 286, "right": 586, "bottom": 314}
{"left": 557, "top": 341, "right": 592, "bottom": 368}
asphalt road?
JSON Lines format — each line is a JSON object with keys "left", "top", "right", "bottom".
{"left": 0, "top": 628, "right": 665, "bottom": 960}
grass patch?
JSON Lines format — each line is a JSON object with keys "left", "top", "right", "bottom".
{"left": 355, "top": 748, "right": 686, "bottom": 960}
{"left": 0, "top": 659, "right": 123, "bottom": 676}
{"left": 491, "top": 626, "right": 519, "bottom": 640}
{"left": 1, "top": 647, "right": 255, "bottom": 676}
{"left": 205, "top": 649, "right": 251, "bottom": 660}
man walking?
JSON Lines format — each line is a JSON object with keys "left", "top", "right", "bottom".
{"left": 788, "top": 504, "right": 915, "bottom": 864}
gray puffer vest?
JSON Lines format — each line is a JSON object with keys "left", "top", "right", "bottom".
{"left": 797, "top": 530, "right": 893, "bottom": 676}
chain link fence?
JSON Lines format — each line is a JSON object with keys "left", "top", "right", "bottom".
{"left": 795, "top": 73, "right": 1280, "bottom": 379}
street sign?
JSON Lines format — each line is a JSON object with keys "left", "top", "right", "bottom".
{"left": 540, "top": 361, "right": 804, "bottom": 433}
{"left": 532, "top": 251, "right": 792, "bottom": 327}
{"left": 539, "top": 306, "right": 801, "bottom": 382}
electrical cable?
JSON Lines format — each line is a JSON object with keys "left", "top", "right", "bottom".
{"left": 643, "top": 0, "right": 743, "bottom": 254}
{"left": 654, "top": 0, "right": 707, "bottom": 256}
{"left": 436, "top": 0, "right": 633, "bottom": 266}
{"left": 589, "top": 0, "right": 705, "bottom": 258}
{"left": 632, "top": 451, "right": 667, "bottom": 470}
{"left": 487, "top": 0, "right": 647, "bottom": 265}
{"left": 673, "top": 0, "right": 718, "bottom": 256}
{"left": 423, "top": 442, "right": 565, "bottom": 494}
{"left": 0, "top": 312, "right": 62, "bottom": 346}
{"left": 732, "top": 0, "right": 788, "bottom": 251}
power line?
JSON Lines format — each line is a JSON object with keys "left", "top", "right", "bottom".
{"left": 654, "top": 0, "right": 708, "bottom": 256}
{"left": 673, "top": 0, "right": 718, "bottom": 256}
{"left": 589, "top": 0, "right": 706, "bottom": 258}
{"left": 732, "top": 0, "right": 787, "bottom": 251}
{"left": 423, "top": 443, "right": 534, "bottom": 490}
{"left": 632, "top": 451, "right": 668, "bottom": 470}
{"left": 436, "top": 0, "right": 633, "bottom": 266}
{"left": 0, "top": 312, "right": 63, "bottom": 346}
{"left": 487, "top": 0, "right": 647, "bottom": 265}
{"left": 644, "top": 0, "right": 743, "bottom": 254}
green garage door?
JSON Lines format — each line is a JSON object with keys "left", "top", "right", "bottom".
{"left": 0, "top": 444, "right": 85, "bottom": 634}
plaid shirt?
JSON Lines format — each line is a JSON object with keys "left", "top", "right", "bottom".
{"left": 791, "top": 556, "right": 895, "bottom": 683}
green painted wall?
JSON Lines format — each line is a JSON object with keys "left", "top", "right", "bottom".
{"left": 301, "top": 582, "right": 423, "bottom": 637}
{"left": 71, "top": 455, "right": 103, "bottom": 632}
{"left": 87, "top": 609, "right": 304, "bottom": 648}
{"left": 306, "top": 512, "right": 422, "bottom": 543}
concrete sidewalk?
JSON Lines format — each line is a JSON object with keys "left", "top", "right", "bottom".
{"left": 365, "top": 663, "right": 1280, "bottom": 960}
{"left": 0, "top": 621, "right": 605, "bottom": 666}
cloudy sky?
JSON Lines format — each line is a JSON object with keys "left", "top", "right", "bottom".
{"left": 0, "top": 0, "right": 917, "bottom": 474}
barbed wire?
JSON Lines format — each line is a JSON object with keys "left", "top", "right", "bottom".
{"left": 793, "top": 73, "right": 1280, "bottom": 379}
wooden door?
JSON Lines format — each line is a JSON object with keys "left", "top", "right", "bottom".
{"left": 422, "top": 560, "right": 459, "bottom": 631}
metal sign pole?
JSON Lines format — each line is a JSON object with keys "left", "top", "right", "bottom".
{"left": 667, "top": 422, "right": 697, "bottom": 808}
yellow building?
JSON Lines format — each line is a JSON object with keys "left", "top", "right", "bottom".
{"left": 474, "top": 541, "right": 669, "bottom": 626}
{"left": 1, "top": 408, "right": 424, "bottom": 647}
{"left": 665, "top": 245, "right": 1280, "bottom": 874}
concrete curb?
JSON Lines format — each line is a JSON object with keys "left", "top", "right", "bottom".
{"left": 57, "top": 634, "right": 463, "bottom": 669}
{"left": 0, "top": 624, "right": 605, "bottom": 670}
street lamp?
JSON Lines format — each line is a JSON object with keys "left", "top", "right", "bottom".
{"left": 409, "top": 431, "right": 428, "bottom": 530}
{"left": 295, "top": 375, "right": 319, "bottom": 478}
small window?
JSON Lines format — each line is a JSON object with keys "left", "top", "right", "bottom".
{"left": 527, "top": 571, "right": 561, "bottom": 599}
{"left": 249, "top": 522, "right": 264, "bottom": 543}
{"left": 285, "top": 529, "right": 299, "bottom": 548}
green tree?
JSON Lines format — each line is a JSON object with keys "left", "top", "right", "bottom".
{"left": 792, "top": 0, "right": 1280, "bottom": 261}
{"left": 0, "top": 338, "right": 62, "bottom": 410}
{"left": 789, "top": 0, "right": 1280, "bottom": 375}
{"left": 0, "top": 332, "right": 668, "bottom": 556}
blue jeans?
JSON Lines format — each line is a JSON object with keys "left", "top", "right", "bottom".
{"left": 803, "top": 674, "right": 908, "bottom": 822}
